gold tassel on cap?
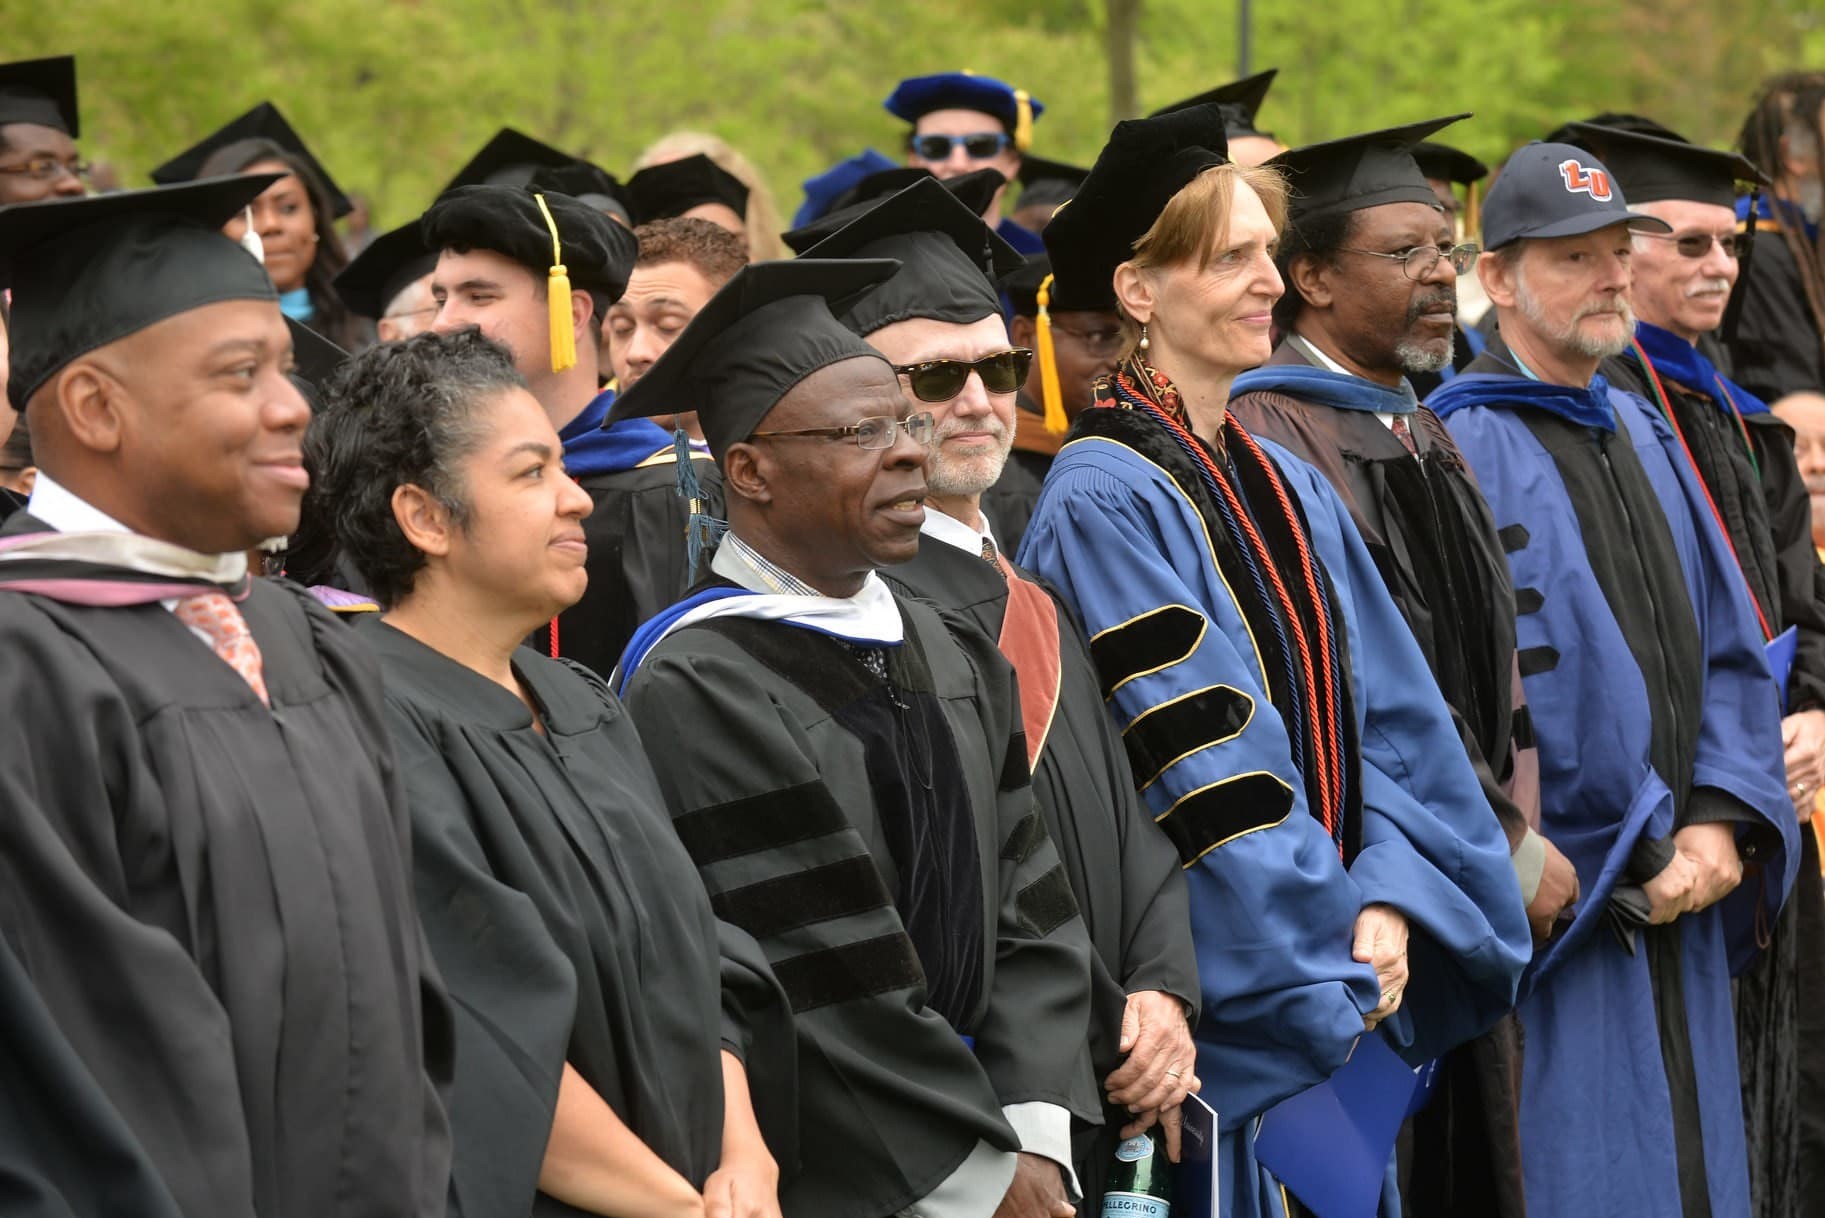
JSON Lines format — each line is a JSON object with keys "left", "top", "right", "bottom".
{"left": 1013, "top": 88, "right": 1034, "bottom": 152}
{"left": 1035, "top": 273, "right": 1067, "bottom": 435}
{"left": 533, "top": 192, "right": 577, "bottom": 374}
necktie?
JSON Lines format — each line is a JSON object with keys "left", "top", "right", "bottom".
{"left": 174, "top": 592, "right": 270, "bottom": 706}
{"left": 981, "top": 536, "right": 999, "bottom": 565}
{"left": 1389, "top": 414, "right": 1419, "bottom": 456}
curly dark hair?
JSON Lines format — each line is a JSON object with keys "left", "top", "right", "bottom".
{"left": 296, "top": 328, "right": 525, "bottom": 607}
{"left": 632, "top": 216, "right": 749, "bottom": 285}
{"left": 1271, "top": 207, "right": 1357, "bottom": 333}
{"left": 198, "top": 137, "right": 366, "bottom": 350}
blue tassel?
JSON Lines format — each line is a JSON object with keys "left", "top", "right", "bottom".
{"left": 673, "top": 428, "right": 726, "bottom": 579}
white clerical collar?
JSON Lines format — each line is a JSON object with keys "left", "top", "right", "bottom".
{"left": 919, "top": 504, "right": 999, "bottom": 557}
{"left": 26, "top": 471, "right": 135, "bottom": 536}
{"left": 1289, "top": 331, "right": 1355, "bottom": 378}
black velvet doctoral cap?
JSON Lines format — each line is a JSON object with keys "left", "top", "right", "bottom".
{"left": 150, "top": 100, "right": 351, "bottom": 218}
{"left": 420, "top": 185, "right": 638, "bottom": 302}
{"left": 1042, "top": 103, "right": 1230, "bottom": 314}
{"left": 0, "top": 175, "right": 281, "bottom": 410}
{"left": 1150, "top": 68, "right": 1278, "bottom": 139}
{"left": 782, "top": 168, "right": 1006, "bottom": 253}
{"left": 332, "top": 220, "right": 435, "bottom": 320}
{"left": 1001, "top": 253, "right": 1055, "bottom": 318}
{"left": 1412, "top": 141, "right": 1488, "bottom": 186}
{"left": 0, "top": 56, "right": 78, "bottom": 136}
{"left": 604, "top": 259, "right": 900, "bottom": 458}
{"left": 795, "top": 176, "right": 1024, "bottom": 335}
{"left": 626, "top": 154, "right": 750, "bottom": 225}
{"left": 1562, "top": 121, "right": 1767, "bottom": 208}
{"left": 1271, "top": 115, "right": 1469, "bottom": 223}
{"left": 442, "top": 127, "right": 575, "bottom": 193}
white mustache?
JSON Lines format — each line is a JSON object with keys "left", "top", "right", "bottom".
{"left": 1685, "top": 279, "right": 1733, "bottom": 298}
{"left": 934, "top": 416, "right": 1008, "bottom": 442}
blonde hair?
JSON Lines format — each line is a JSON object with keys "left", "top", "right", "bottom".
{"left": 1117, "top": 162, "right": 1290, "bottom": 356}
{"left": 634, "top": 131, "right": 787, "bottom": 261}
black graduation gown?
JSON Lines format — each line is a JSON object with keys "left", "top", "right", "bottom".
{"left": 534, "top": 456, "right": 724, "bottom": 677}
{"left": 1229, "top": 348, "right": 1531, "bottom": 1218}
{"left": 883, "top": 535, "right": 1196, "bottom": 1210}
{"left": 1604, "top": 346, "right": 1825, "bottom": 1218}
{"left": 981, "top": 394, "right": 1059, "bottom": 556}
{"left": 624, "top": 590, "right": 1096, "bottom": 1218}
{"left": 1726, "top": 228, "right": 1825, "bottom": 404}
{"left": 364, "top": 620, "right": 795, "bottom": 1218}
{"left": 0, "top": 521, "right": 451, "bottom": 1218}
{"left": 0, "top": 933, "right": 183, "bottom": 1218}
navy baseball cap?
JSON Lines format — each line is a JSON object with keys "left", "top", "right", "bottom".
{"left": 1479, "top": 141, "right": 1671, "bottom": 250}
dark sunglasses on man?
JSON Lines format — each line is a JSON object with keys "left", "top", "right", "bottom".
{"left": 1634, "top": 229, "right": 1750, "bottom": 260}
{"left": 893, "top": 348, "right": 1033, "bottom": 403}
{"left": 909, "top": 132, "right": 1012, "bottom": 161}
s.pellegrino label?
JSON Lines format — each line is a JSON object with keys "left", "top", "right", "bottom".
{"left": 1103, "top": 1129, "right": 1172, "bottom": 1217}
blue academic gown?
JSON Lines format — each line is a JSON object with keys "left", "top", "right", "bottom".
{"left": 1430, "top": 370, "right": 1798, "bottom": 1218}
{"left": 1019, "top": 411, "right": 1530, "bottom": 1218}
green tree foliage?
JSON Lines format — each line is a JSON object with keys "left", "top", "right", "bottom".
{"left": 11, "top": 0, "right": 1825, "bottom": 228}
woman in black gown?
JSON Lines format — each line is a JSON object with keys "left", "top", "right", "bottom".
{"left": 305, "top": 329, "right": 792, "bottom": 1218}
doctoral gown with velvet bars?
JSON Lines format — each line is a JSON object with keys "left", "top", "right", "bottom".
{"left": 0, "top": 521, "right": 451, "bottom": 1218}
{"left": 364, "top": 619, "right": 795, "bottom": 1218}
{"left": 622, "top": 590, "right": 1095, "bottom": 1218}
{"left": 884, "top": 535, "right": 1197, "bottom": 1212}
{"left": 1017, "top": 405, "right": 1531, "bottom": 1218}
{"left": 1430, "top": 360, "right": 1798, "bottom": 1218}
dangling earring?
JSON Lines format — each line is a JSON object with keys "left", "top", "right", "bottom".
{"left": 1138, "top": 322, "right": 1150, "bottom": 352}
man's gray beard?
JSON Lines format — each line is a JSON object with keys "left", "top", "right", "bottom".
{"left": 1515, "top": 281, "right": 1636, "bottom": 361}
{"left": 1396, "top": 334, "right": 1453, "bottom": 374}
{"left": 926, "top": 445, "right": 1012, "bottom": 499}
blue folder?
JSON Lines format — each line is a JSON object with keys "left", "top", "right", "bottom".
{"left": 1768, "top": 624, "right": 1798, "bottom": 711}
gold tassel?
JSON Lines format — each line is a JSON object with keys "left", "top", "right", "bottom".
{"left": 1036, "top": 273, "right": 1067, "bottom": 435}
{"left": 534, "top": 192, "right": 576, "bottom": 374}
{"left": 1013, "top": 88, "right": 1033, "bottom": 152}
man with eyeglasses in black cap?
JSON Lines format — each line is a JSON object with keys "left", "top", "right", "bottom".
{"left": 609, "top": 256, "right": 1094, "bottom": 1218}
{"left": 1566, "top": 117, "right": 1825, "bottom": 1218}
{"left": 0, "top": 56, "right": 85, "bottom": 204}
{"left": 1429, "top": 141, "right": 1800, "bottom": 1218}
{"left": 799, "top": 173, "right": 1198, "bottom": 1218}
{"left": 1226, "top": 116, "right": 1577, "bottom": 1218}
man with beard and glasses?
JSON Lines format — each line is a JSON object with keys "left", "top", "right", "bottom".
{"left": 1225, "top": 117, "right": 1578, "bottom": 1218}
{"left": 1427, "top": 142, "right": 1800, "bottom": 1218}
{"left": 798, "top": 174, "right": 1199, "bottom": 1216}
{"left": 1731, "top": 73, "right": 1825, "bottom": 405}
{"left": 1562, "top": 119, "right": 1825, "bottom": 1218}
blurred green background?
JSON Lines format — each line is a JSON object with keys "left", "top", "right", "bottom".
{"left": 14, "top": 0, "right": 1825, "bottom": 228}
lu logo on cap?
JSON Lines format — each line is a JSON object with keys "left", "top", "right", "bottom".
{"left": 1559, "top": 159, "right": 1613, "bottom": 201}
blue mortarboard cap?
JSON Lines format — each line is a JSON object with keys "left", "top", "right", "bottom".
{"left": 794, "top": 149, "right": 899, "bottom": 228}
{"left": 1479, "top": 142, "right": 1673, "bottom": 250}
{"left": 884, "top": 72, "right": 1044, "bottom": 149}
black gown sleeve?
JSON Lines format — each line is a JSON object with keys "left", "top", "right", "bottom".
{"left": 1750, "top": 416, "right": 1825, "bottom": 712}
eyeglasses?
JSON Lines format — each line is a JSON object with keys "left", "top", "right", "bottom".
{"left": 893, "top": 349, "right": 1033, "bottom": 403}
{"left": 1339, "top": 242, "right": 1481, "bottom": 281}
{"left": 0, "top": 156, "right": 91, "bottom": 184}
{"left": 909, "top": 132, "right": 1012, "bottom": 161}
{"left": 1635, "top": 230, "right": 1748, "bottom": 260}
{"left": 751, "top": 411, "right": 936, "bottom": 451}
{"left": 1049, "top": 321, "right": 1126, "bottom": 357}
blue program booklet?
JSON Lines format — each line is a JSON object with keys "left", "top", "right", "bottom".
{"left": 1252, "top": 1034, "right": 1428, "bottom": 1218}
{"left": 1768, "top": 624, "right": 1798, "bottom": 711}
{"left": 1171, "top": 1093, "right": 1219, "bottom": 1218}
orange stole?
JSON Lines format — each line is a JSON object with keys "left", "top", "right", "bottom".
{"left": 995, "top": 552, "right": 1064, "bottom": 770}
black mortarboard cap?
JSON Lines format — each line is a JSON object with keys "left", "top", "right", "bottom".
{"left": 443, "top": 128, "right": 575, "bottom": 193}
{"left": 332, "top": 220, "right": 435, "bottom": 320}
{"left": 605, "top": 258, "right": 900, "bottom": 457}
{"left": 626, "top": 154, "right": 750, "bottom": 225}
{"left": 1563, "top": 122, "right": 1768, "bottom": 208}
{"left": 421, "top": 185, "right": 638, "bottom": 301}
{"left": 1150, "top": 69, "right": 1278, "bottom": 139}
{"left": 1017, "top": 154, "right": 1089, "bottom": 191}
{"left": 1545, "top": 112, "right": 1687, "bottom": 147}
{"left": 1042, "top": 104, "right": 1230, "bottom": 314}
{"left": 528, "top": 160, "right": 632, "bottom": 223}
{"left": 284, "top": 316, "right": 348, "bottom": 405}
{"left": 0, "top": 56, "right": 78, "bottom": 136}
{"left": 150, "top": 101, "right": 352, "bottom": 218}
{"left": 1271, "top": 115, "right": 1470, "bottom": 223}
{"left": 1412, "top": 141, "right": 1488, "bottom": 186}
{"left": 0, "top": 175, "right": 281, "bottom": 410}
{"left": 794, "top": 176, "right": 1024, "bottom": 334}
{"left": 783, "top": 167, "right": 1006, "bottom": 252}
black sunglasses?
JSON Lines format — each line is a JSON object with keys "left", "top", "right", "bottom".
{"left": 1636, "top": 230, "right": 1749, "bottom": 260}
{"left": 909, "top": 132, "right": 1012, "bottom": 161}
{"left": 893, "top": 349, "right": 1033, "bottom": 403}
